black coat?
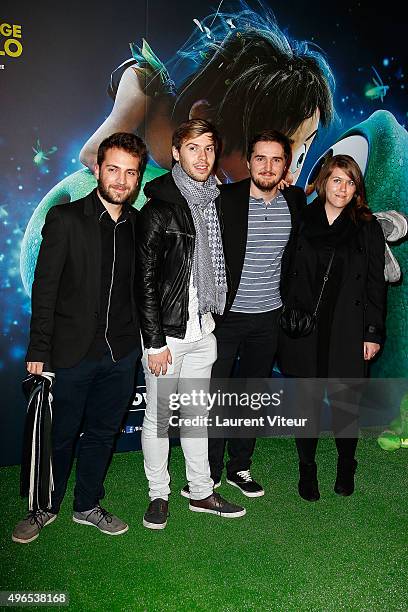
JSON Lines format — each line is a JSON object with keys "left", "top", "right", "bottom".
{"left": 278, "top": 201, "right": 387, "bottom": 377}
{"left": 216, "top": 178, "right": 307, "bottom": 322}
{"left": 26, "top": 191, "right": 139, "bottom": 369}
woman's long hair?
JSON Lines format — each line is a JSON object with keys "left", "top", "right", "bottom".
{"left": 315, "top": 154, "right": 372, "bottom": 223}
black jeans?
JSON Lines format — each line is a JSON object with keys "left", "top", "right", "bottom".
{"left": 295, "top": 383, "right": 359, "bottom": 465}
{"left": 50, "top": 349, "right": 140, "bottom": 513}
{"left": 209, "top": 309, "right": 281, "bottom": 481}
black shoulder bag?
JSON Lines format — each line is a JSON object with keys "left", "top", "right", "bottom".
{"left": 280, "top": 249, "right": 335, "bottom": 339}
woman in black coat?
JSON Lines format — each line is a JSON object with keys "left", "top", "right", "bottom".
{"left": 278, "top": 154, "right": 386, "bottom": 501}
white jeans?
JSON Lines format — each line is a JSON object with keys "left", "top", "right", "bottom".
{"left": 142, "top": 333, "right": 217, "bottom": 501}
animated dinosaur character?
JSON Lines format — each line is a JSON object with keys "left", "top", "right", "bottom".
{"left": 378, "top": 392, "right": 408, "bottom": 451}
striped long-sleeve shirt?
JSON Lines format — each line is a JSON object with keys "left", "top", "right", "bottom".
{"left": 231, "top": 193, "right": 291, "bottom": 313}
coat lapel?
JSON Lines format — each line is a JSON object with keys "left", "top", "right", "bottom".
{"left": 83, "top": 192, "right": 101, "bottom": 309}
{"left": 282, "top": 187, "right": 301, "bottom": 230}
{"left": 219, "top": 179, "right": 250, "bottom": 299}
{"left": 129, "top": 211, "right": 137, "bottom": 319}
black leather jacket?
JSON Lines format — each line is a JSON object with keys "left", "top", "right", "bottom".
{"left": 136, "top": 172, "right": 218, "bottom": 349}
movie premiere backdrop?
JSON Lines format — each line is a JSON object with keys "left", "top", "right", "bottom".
{"left": 1, "top": 1, "right": 407, "bottom": 465}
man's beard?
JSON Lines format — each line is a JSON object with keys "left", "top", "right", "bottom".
{"left": 251, "top": 174, "right": 280, "bottom": 192}
{"left": 178, "top": 157, "right": 213, "bottom": 183}
{"left": 97, "top": 179, "right": 138, "bottom": 205}
{"left": 186, "top": 169, "right": 211, "bottom": 182}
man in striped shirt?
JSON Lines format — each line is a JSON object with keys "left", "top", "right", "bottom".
{"left": 209, "top": 130, "right": 307, "bottom": 496}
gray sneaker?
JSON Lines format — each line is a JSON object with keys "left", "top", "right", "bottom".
{"left": 12, "top": 510, "right": 57, "bottom": 544}
{"left": 73, "top": 505, "right": 128, "bottom": 535}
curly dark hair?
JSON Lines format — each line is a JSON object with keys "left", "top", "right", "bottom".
{"left": 97, "top": 132, "right": 148, "bottom": 181}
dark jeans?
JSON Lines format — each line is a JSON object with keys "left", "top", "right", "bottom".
{"left": 209, "top": 309, "right": 281, "bottom": 481}
{"left": 50, "top": 349, "right": 140, "bottom": 513}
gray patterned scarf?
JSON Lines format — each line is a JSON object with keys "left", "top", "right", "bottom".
{"left": 172, "top": 162, "right": 227, "bottom": 315}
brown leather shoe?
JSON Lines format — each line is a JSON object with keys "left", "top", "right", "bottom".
{"left": 143, "top": 498, "right": 169, "bottom": 530}
{"left": 189, "top": 492, "right": 246, "bottom": 518}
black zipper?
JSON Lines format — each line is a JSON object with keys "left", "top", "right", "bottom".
{"left": 181, "top": 238, "right": 194, "bottom": 329}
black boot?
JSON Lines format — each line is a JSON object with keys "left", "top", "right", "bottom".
{"left": 295, "top": 438, "right": 320, "bottom": 501}
{"left": 298, "top": 462, "right": 320, "bottom": 502}
{"left": 334, "top": 458, "right": 357, "bottom": 496}
{"left": 334, "top": 437, "right": 358, "bottom": 496}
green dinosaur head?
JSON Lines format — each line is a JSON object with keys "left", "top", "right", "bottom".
{"left": 339, "top": 111, "right": 408, "bottom": 215}
{"left": 306, "top": 110, "right": 408, "bottom": 214}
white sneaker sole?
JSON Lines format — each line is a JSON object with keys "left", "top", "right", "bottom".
{"left": 72, "top": 516, "right": 129, "bottom": 535}
{"left": 189, "top": 505, "right": 246, "bottom": 518}
{"left": 180, "top": 481, "right": 221, "bottom": 499}
{"left": 12, "top": 513, "right": 57, "bottom": 544}
{"left": 226, "top": 479, "right": 265, "bottom": 498}
{"left": 142, "top": 518, "right": 167, "bottom": 530}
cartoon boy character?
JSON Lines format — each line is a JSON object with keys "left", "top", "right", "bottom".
{"left": 79, "top": 1, "right": 334, "bottom": 184}
{"left": 21, "top": 2, "right": 336, "bottom": 293}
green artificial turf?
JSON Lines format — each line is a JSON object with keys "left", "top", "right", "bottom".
{"left": 1, "top": 437, "right": 407, "bottom": 612}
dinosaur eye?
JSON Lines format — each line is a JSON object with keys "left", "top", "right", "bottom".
{"left": 290, "top": 143, "right": 307, "bottom": 174}
{"left": 305, "top": 135, "right": 368, "bottom": 200}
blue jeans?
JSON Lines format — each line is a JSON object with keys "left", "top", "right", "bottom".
{"left": 50, "top": 349, "right": 140, "bottom": 513}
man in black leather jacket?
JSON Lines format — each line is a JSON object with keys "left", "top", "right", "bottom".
{"left": 136, "top": 119, "right": 246, "bottom": 529}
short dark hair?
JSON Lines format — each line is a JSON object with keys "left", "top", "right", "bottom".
{"left": 172, "top": 119, "right": 222, "bottom": 159}
{"left": 97, "top": 132, "right": 148, "bottom": 179}
{"left": 315, "top": 154, "right": 372, "bottom": 223}
{"left": 247, "top": 130, "right": 292, "bottom": 173}
{"left": 172, "top": 5, "right": 334, "bottom": 157}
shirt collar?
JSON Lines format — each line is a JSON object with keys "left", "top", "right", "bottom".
{"left": 93, "top": 190, "right": 131, "bottom": 223}
{"left": 249, "top": 194, "right": 279, "bottom": 205}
